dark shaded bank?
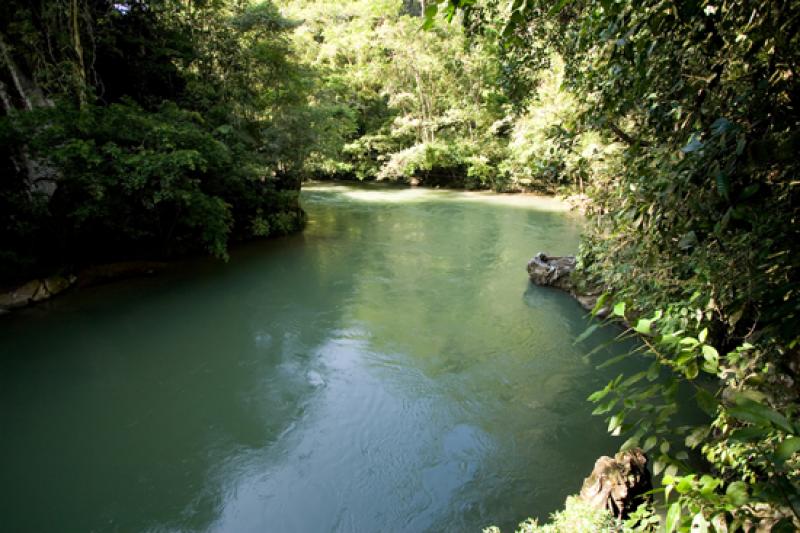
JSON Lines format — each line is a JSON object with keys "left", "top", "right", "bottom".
{"left": 0, "top": 209, "right": 305, "bottom": 315}
{"left": 1, "top": 1, "right": 312, "bottom": 291}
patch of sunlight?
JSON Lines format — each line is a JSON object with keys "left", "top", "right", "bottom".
{"left": 302, "top": 181, "right": 575, "bottom": 212}
{"left": 341, "top": 187, "right": 444, "bottom": 203}
{"left": 458, "top": 190, "right": 573, "bottom": 212}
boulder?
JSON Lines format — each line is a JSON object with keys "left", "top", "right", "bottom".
{"left": 527, "top": 252, "right": 606, "bottom": 314}
{"left": 579, "top": 448, "right": 652, "bottom": 519}
{"left": 526, "top": 252, "right": 576, "bottom": 291}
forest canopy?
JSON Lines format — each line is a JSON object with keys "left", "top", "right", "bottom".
{"left": 1, "top": 0, "right": 308, "bottom": 281}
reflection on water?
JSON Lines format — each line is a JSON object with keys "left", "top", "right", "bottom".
{"left": 1, "top": 183, "right": 640, "bottom": 533}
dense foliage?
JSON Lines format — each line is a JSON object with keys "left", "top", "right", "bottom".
{"left": 1, "top": 0, "right": 308, "bottom": 283}
{"left": 276, "top": 0, "right": 599, "bottom": 192}
{"left": 430, "top": 0, "right": 799, "bottom": 530}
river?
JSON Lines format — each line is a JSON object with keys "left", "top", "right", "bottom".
{"left": 0, "top": 183, "right": 641, "bottom": 532}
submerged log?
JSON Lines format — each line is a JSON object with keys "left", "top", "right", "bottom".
{"left": 579, "top": 448, "right": 653, "bottom": 519}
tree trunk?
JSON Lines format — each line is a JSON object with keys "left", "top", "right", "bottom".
{"left": 0, "top": 32, "right": 58, "bottom": 197}
{"left": 70, "top": 0, "right": 87, "bottom": 107}
{"left": 0, "top": 32, "right": 33, "bottom": 110}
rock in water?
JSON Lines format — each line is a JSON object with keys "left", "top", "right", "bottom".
{"left": 526, "top": 252, "right": 577, "bottom": 290}
{"left": 526, "top": 252, "right": 608, "bottom": 315}
{"left": 579, "top": 448, "right": 652, "bottom": 519}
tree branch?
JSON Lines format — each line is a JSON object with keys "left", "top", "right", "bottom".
{"left": 607, "top": 121, "right": 651, "bottom": 147}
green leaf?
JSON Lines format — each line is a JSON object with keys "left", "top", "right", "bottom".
{"left": 654, "top": 455, "right": 667, "bottom": 475}
{"left": 664, "top": 463, "right": 679, "bottom": 478}
{"left": 726, "top": 481, "right": 749, "bottom": 506}
{"left": 620, "top": 435, "right": 640, "bottom": 451}
{"left": 587, "top": 387, "right": 610, "bottom": 402}
{"left": 729, "top": 426, "right": 767, "bottom": 442}
{"left": 685, "top": 425, "right": 709, "bottom": 448}
{"left": 591, "top": 293, "right": 611, "bottom": 317}
{"left": 634, "top": 318, "right": 652, "bottom": 335}
{"left": 622, "top": 371, "right": 647, "bottom": 388}
{"left": 701, "top": 358, "right": 719, "bottom": 375}
{"left": 695, "top": 388, "right": 718, "bottom": 416}
{"left": 684, "top": 361, "right": 699, "bottom": 380}
{"left": 676, "top": 475, "right": 695, "bottom": 494}
{"left": 593, "top": 397, "right": 618, "bottom": 415}
{"left": 699, "top": 475, "right": 722, "bottom": 495}
{"left": 666, "top": 502, "right": 682, "bottom": 532}
{"left": 421, "top": 4, "right": 438, "bottom": 29}
{"left": 698, "top": 328, "right": 708, "bottom": 343}
{"left": 643, "top": 435, "right": 657, "bottom": 452}
{"left": 574, "top": 324, "right": 600, "bottom": 344}
{"left": 547, "top": 0, "right": 570, "bottom": 16}
{"left": 729, "top": 396, "right": 794, "bottom": 433}
{"left": 608, "top": 413, "right": 624, "bottom": 435}
{"left": 775, "top": 437, "right": 800, "bottom": 463}
{"left": 701, "top": 344, "right": 719, "bottom": 361}
{"left": 679, "top": 336, "right": 699, "bottom": 347}
{"left": 613, "top": 301, "right": 626, "bottom": 317}
{"left": 646, "top": 362, "right": 660, "bottom": 381}
{"left": 597, "top": 351, "right": 631, "bottom": 369}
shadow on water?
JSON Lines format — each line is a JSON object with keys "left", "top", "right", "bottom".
{"left": 1, "top": 183, "right": 656, "bottom": 533}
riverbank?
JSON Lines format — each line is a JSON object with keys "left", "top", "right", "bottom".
{"left": 1, "top": 183, "right": 578, "bottom": 314}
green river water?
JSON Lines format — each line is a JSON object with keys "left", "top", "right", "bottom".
{"left": 0, "top": 183, "right": 641, "bottom": 533}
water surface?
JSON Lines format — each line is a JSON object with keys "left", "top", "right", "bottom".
{"left": 0, "top": 183, "right": 638, "bottom": 532}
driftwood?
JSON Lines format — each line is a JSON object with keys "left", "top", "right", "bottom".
{"left": 579, "top": 448, "right": 652, "bottom": 519}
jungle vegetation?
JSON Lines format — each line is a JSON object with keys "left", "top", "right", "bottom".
{"left": 427, "top": 0, "right": 799, "bottom": 530}
{"left": 0, "top": 0, "right": 308, "bottom": 282}
{"left": 1, "top": 0, "right": 798, "bottom": 530}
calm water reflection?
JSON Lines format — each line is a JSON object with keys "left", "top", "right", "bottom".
{"left": 0, "top": 184, "right": 640, "bottom": 532}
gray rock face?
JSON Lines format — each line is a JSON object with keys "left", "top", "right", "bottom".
{"left": 579, "top": 448, "right": 652, "bottom": 519}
